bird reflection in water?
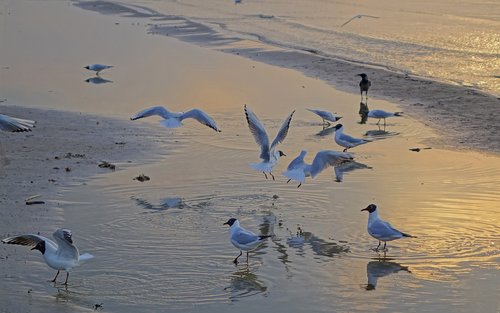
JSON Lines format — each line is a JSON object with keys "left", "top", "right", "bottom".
{"left": 287, "top": 226, "right": 350, "bottom": 257}
{"left": 359, "top": 101, "right": 370, "bottom": 124}
{"left": 85, "top": 76, "right": 113, "bottom": 85}
{"left": 333, "top": 161, "right": 372, "bottom": 182}
{"left": 224, "top": 267, "right": 268, "bottom": 301}
{"left": 132, "top": 196, "right": 184, "bottom": 211}
{"left": 364, "top": 258, "right": 411, "bottom": 290}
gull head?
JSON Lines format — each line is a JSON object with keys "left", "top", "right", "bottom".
{"left": 84, "top": 66, "right": 90, "bottom": 70}
{"left": 278, "top": 150, "right": 286, "bottom": 157}
{"left": 333, "top": 124, "right": 343, "bottom": 131}
{"left": 31, "top": 241, "right": 46, "bottom": 254}
{"left": 223, "top": 218, "right": 238, "bottom": 226}
{"left": 361, "top": 204, "right": 377, "bottom": 213}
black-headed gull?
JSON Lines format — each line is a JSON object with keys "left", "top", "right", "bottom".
{"left": 307, "top": 108, "right": 342, "bottom": 125}
{"left": 368, "top": 109, "right": 403, "bottom": 125}
{"left": 223, "top": 218, "right": 271, "bottom": 264}
{"left": 2, "top": 228, "right": 94, "bottom": 284}
{"left": 332, "top": 124, "right": 372, "bottom": 152}
{"left": 131, "top": 106, "right": 221, "bottom": 132}
{"left": 357, "top": 73, "right": 371, "bottom": 99}
{"left": 244, "top": 105, "right": 294, "bottom": 180}
{"left": 84, "top": 64, "right": 113, "bottom": 76}
{"left": 0, "top": 114, "right": 35, "bottom": 132}
{"left": 282, "top": 150, "right": 353, "bottom": 188}
{"left": 340, "top": 15, "right": 380, "bottom": 28}
{"left": 361, "top": 204, "right": 415, "bottom": 251}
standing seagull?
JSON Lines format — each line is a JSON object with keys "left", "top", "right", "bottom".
{"left": 340, "top": 14, "right": 380, "bottom": 27}
{"left": 131, "top": 106, "right": 221, "bottom": 132}
{"left": 84, "top": 64, "right": 113, "bottom": 76}
{"left": 367, "top": 109, "right": 403, "bottom": 126}
{"left": 282, "top": 150, "right": 353, "bottom": 188}
{"left": 244, "top": 105, "right": 294, "bottom": 180}
{"left": 357, "top": 73, "right": 371, "bottom": 99}
{"left": 307, "top": 109, "right": 342, "bottom": 126}
{"left": 361, "top": 204, "right": 415, "bottom": 251}
{"left": 223, "top": 218, "right": 271, "bottom": 264}
{"left": 0, "top": 114, "right": 35, "bottom": 132}
{"left": 1, "top": 229, "right": 94, "bottom": 285}
{"left": 332, "top": 124, "right": 371, "bottom": 152}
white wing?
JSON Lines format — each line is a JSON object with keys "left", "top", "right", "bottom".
{"left": 52, "top": 229, "right": 79, "bottom": 260}
{"left": 130, "top": 106, "right": 172, "bottom": 120}
{"left": 310, "top": 150, "right": 353, "bottom": 178}
{"left": 180, "top": 109, "right": 221, "bottom": 132}
{"left": 270, "top": 110, "right": 295, "bottom": 150}
{"left": 244, "top": 105, "right": 270, "bottom": 161}
{"left": 0, "top": 114, "right": 35, "bottom": 132}
{"left": 307, "top": 109, "right": 340, "bottom": 122}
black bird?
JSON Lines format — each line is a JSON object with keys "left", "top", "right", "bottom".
{"left": 357, "top": 73, "right": 371, "bottom": 99}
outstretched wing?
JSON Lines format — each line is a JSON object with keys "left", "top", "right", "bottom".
{"left": 310, "top": 150, "right": 353, "bottom": 178}
{"left": 130, "top": 106, "right": 172, "bottom": 120}
{"left": 1, "top": 233, "right": 55, "bottom": 249}
{"left": 52, "top": 228, "right": 79, "bottom": 260}
{"left": 0, "top": 114, "right": 35, "bottom": 132}
{"left": 180, "top": 109, "right": 221, "bottom": 132}
{"left": 270, "top": 110, "right": 295, "bottom": 150}
{"left": 244, "top": 105, "right": 270, "bottom": 161}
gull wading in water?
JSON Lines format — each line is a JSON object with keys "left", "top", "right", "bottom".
{"left": 340, "top": 14, "right": 380, "bottom": 28}
{"left": 223, "top": 218, "right": 271, "bottom": 264}
{"left": 361, "top": 204, "right": 416, "bottom": 251}
{"left": 332, "top": 124, "right": 372, "bottom": 152}
{"left": 244, "top": 104, "right": 294, "bottom": 180}
{"left": 131, "top": 106, "right": 221, "bottom": 132}
{"left": 84, "top": 64, "right": 113, "bottom": 76}
{"left": 1, "top": 229, "right": 94, "bottom": 285}
{"left": 307, "top": 108, "right": 342, "bottom": 125}
{"left": 283, "top": 150, "right": 353, "bottom": 188}
{"left": 367, "top": 109, "right": 403, "bottom": 125}
{"left": 0, "top": 114, "right": 35, "bottom": 132}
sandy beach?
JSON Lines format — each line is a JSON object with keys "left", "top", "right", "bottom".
{"left": 0, "top": 1, "right": 499, "bottom": 312}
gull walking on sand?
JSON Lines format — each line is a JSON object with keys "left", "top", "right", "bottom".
{"left": 0, "top": 114, "right": 35, "bottom": 132}
{"left": 2, "top": 229, "right": 94, "bottom": 285}
{"left": 368, "top": 109, "right": 403, "bottom": 126}
{"left": 307, "top": 109, "right": 342, "bottom": 126}
{"left": 282, "top": 150, "right": 353, "bottom": 188}
{"left": 244, "top": 104, "right": 294, "bottom": 180}
{"left": 332, "top": 124, "right": 372, "bottom": 152}
{"left": 340, "top": 14, "right": 380, "bottom": 27}
{"left": 357, "top": 73, "right": 371, "bottom": 99}
{"left": 224, "top": 218, "right": 271, "bottom": 265}
{"left": 131, "top": 106, "right": 221, "bottom": 132}
{"left": 361, "top": 204, "right": 416, "bottom": 252}
{"left": 84, "top": 64, "right": 113, "bottom": 76}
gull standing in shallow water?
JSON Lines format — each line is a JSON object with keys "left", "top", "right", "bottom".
{"left": 361, "top": 204, "right": 416, "bottom": 251}
{"left": 84, "top": 64, "right": 113, "bottom": 76}
{"left": 244, "top": 104, "right": 294, "bottom": 180}
{"left": 223, "top": 218, "right": 271, "bottom": 265}
{"left": 368, "top": 109, "right": 403, "bottom": 126}
{"left": 131, "top": 106, "right": 221, "bottom": 132}
{"left": 0, "top": 114, "right": 35, "bottom": 132}
{"left": 1, "top": 229, "right": 94, "bottom": 285}
{"left": 332, "top": 124, "right": 372, "bottom": 152}
{"left": 307, "top": 109, "right": 342, "bottom": 126}
{"left": 282, "top": 150, "right": 353, "bottom": 188}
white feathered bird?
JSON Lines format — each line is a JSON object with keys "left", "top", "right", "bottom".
{"left": 367, "top": 109, "right": 403, "bottom": 125}
{"left": 0, "top": 114, "right": 35, "bottom": 132}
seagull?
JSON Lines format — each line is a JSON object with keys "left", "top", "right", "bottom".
{"left": 244, "top": 105, "right": 294, "bottom": 180}
{"left": 1, "top": 228, "right": 94, "bottom": 285}
{"left": 357, "top": 73, "right": 371, "bottom": 99}
{"left": 307, "top": 109, "right": 342, "bottom": 125}
{"left": 340, "top": 14, "right": 380, "bottom": 28}
{"left": 332, "top": 124, "right": 372, "bottom": 152}
{"left": 367, "top": 109, "right": 403, "bottom": 125}
{"left": 130, "top": 106, "right": 221, "bottom": 132}
{"left": 223, "top": 218, "right": 271, "bottom": 264}
{"left": 0, "top": 114, "right": 35, "bottom": 132}
{"left": 283, "top": 150, "right": 353, "bottom": 188}
{"left": 361, "top": 204, "right": 416, "bottom": 251}
{"left": 84, "top": 64, "right": 113, "bottom": 76}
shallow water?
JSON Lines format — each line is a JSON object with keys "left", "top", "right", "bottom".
{"left": 0, "top": 1, "right": 499, "bottom": 312}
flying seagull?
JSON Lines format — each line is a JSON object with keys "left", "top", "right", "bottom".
{"left": 2, "top": 228, "right": 94, "bottom": 285}
{"left": 131, "top": 106, "right": 221, "bottom": 132}
{"left": 361, "top": 204, "right": 416, "bottom": 251}
{"left": 0, "top": 114, "right": 35, "bottom": 132}
{"left": 244, "top": 104, "right": 294, "bottom": 180}
{"left": 223, "top": 218, "right": 271, "bottom": 264}
{"left": 340, "top": 14, "right": 380, "bottom": 27}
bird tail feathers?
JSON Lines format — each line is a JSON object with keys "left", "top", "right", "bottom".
{"left": 79, "top": 253, "right": 94, "bottom": 263}
{"left": 394, "top": 112, "right": 404, "bottom": 117}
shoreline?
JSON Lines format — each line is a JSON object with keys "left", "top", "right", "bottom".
{"left": 74, "top": 0, "right": 500, "bottom": 154}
